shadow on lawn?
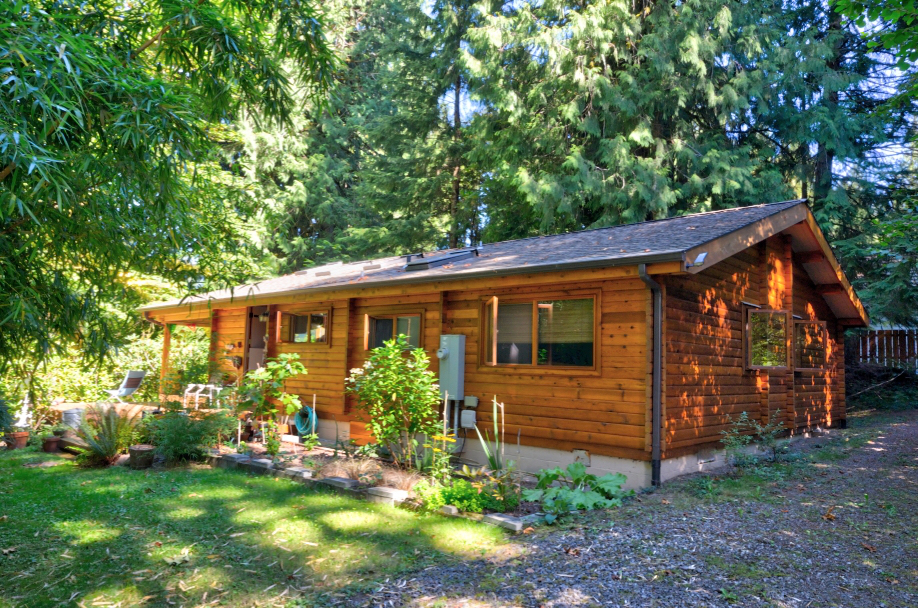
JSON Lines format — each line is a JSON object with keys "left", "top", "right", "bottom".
{"left": 0, "top": 450, "right": 507, "bottom": 608}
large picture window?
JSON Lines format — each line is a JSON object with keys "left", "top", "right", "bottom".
{"left": 795, "top": 321, "right": 826, "bottom": 369}
{"left": 746, "top": 309, "right": 788, "bottom": 368}
{"left": 277, "top": 311, "right": 328, "bottom": 344}
{"left": 484, "top": 296, "right": 595, "bottom": 367}
{"left": 366, "top": 314, "right": 421, "bottom": 350}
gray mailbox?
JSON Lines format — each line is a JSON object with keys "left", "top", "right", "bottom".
{"left": 436, "top": 334, "right": 465, "bottom": 400}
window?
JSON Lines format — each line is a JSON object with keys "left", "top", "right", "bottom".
{"left": 484, "top": 296, "right": 595, "bottom": 367}
{"left": 278, "top": 311, "right": 328, "bottom": 344}
{"left": 795, "top": 321, "right": 826, "bottom": 369}
{"left": 366, "top": 314, "right": 421, "bottom": 349}
{"left": 746, "top": 309, "right": 788, "bottom": 368}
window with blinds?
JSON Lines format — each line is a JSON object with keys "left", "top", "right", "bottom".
{"left": 484, "top": 296, "right": 595, "bottom": 367}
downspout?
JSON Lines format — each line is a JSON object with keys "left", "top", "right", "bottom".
{"left": 638, "top": 264, "right": 663, "bottom": 487}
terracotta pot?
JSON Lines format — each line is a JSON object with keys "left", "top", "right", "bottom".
{"left": 6, "top": 431, "right": 29, "bottom": 450}
{"left": 42, "top": 436, "right": 61, "bottom": 453}
{"left": 129, "top": 444, "right": 156, "bottom": 470}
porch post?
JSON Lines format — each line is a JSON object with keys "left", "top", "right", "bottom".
{"left": 160, "top": 323, "right": 172, "bottom": 401}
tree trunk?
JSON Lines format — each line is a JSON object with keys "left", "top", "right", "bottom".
{"left": 814, "top": 10, "right": 842, "bottom": 203}
{"left": 449, "top": 74, "right": 462, "bottom": 249}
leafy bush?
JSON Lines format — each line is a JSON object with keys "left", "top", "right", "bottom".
{"left": 522, "top": 463, "right": 630, "bottom": 524}
{"left": 76, "top": 406, "right": 138, "bottom": 466}
{"left": 412, "top": 479, "right": 446, "bottom": 513}
{"left": 146, "top": 410, "right": 236, "bottom": 464}
{"left": 237, "top": 354, "right": 307, "bottom": 417}
{"left": 442, "top": 479, "right": 486, "bottom": 513}
{"left": 345, "top": 337, "right": 441, "bottom": 468}
{"left": 462, "top": 465, "right": 520, "bottom": 512}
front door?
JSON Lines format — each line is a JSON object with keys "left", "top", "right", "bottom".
{"left": 246, "top": 306, "right": 268, "bottom": 372}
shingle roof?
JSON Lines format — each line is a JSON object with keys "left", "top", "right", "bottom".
{"left": 141, "top": 199, "right": 806, "bottom": 310}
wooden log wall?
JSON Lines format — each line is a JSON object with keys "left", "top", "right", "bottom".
{"left": 663, "top": 238, "right": 847, "bottom": 456}
{"left": 269, "top": 299, "right": 351, "bottom": 421}
{"left": 663, "top": 247, "right": 763, "bottom": 454}
{"left": 344, "top": 293, "right": 443, "bottom": 444}
{"left": 441, "top": 278, "right": 651, "bottom": 461}
{"left": 209, "top": 308, "right": 247, "bottom": 383}
{"left": 792, "top": 264, "right": 845, "bottom": 428}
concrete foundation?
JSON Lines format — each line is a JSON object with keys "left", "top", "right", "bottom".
{"left": 458, "top": 439, "right": 654, "bottom": 490}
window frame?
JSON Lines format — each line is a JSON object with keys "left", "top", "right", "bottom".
{"left": 363, "top": 312, "right": 425, "bottom": 350}
{"left": 744, "top": 306, "right": 790, "bottom": 370}
{"left": 479, "top": 291, "right": 600, "bottom": 372}
{"left": 793, "top": 320, "right": 828, "bottom": 371}
{"left": 275, "top": 309, "right": 332, "bottom": 347}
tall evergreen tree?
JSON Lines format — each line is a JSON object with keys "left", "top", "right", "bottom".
{"left": 358, "top": 0, "right": 483, "bottom": 251}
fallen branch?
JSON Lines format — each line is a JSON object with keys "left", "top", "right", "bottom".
{"left": 849, "top": 369, "right": 907, "bottom": 400}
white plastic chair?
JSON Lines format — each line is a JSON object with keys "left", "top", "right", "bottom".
{"left": 183, "top": 383, "right": 221, "bottom": 409}
{"left": 105, "top": 370, "right": 146, "bottom": 403}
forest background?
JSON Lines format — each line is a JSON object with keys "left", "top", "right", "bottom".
{"left": 1, "top": 0, "right": 915, "bottom": 404}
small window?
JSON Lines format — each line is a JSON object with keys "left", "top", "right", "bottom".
{"left": 746, "top": 309, "right": 788, "bottom": 368}
{"left": 795, "top": 321, "right": 826, "bottom": 369}
{"left": 278, "top": 311, "right": 328, "bottom": 344}
{"left": 367, "top": 314, "right": 421, "bottom": 350}
{"left": 484, "top": 296, "right": 595, "bottom": 367}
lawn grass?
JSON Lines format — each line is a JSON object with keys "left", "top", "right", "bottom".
{"left": 0, "top": 449, "right": 506, "bottom": 608}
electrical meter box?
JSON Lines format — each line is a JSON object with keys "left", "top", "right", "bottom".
{"left": 436, "top": 334, "right": 465, "bottom": 400}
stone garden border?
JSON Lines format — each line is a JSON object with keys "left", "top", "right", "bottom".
{"left": 207, "top": 453, "right": 530, "bottom": 533}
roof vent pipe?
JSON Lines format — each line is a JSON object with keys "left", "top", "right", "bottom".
{"left": 638, "top": 264, "right": 663, "bottom": 487}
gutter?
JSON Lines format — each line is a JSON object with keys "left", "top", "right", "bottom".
{"left": 140, "top": 250, "right": 685, "bottom": 313}
{"left": 638, "top": 264, "right": 663, "bottom": 487}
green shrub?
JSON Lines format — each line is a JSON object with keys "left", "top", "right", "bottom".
{"left": 522, "top": 463, "right": 630, "bottom": 523}
{"left": 146, "top": 410, "right": 236, "bottom": 464}
{"left": 411, "top": 479, "right": 446, "bottom": 513}
{"left": 442, "top": 479, "right": 485, "bottom": 513}
{"left": 237, "top": 354, "right": 307, "bottom": 417}
{"left": 76, "top": 406, "right": 138, "bottom": 467}
{"left": 345, "top": 337, "right": 441, "bottom": 468}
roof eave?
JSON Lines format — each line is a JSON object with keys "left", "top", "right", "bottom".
{"left": 139, "top": 250, "right": 686, "bottom": 313}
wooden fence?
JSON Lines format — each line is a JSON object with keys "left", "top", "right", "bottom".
{"left": 845, "top": 329, "right": 918, "bottom": 371}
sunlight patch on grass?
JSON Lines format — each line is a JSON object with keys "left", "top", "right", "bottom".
{"left": 318, "top": 509, "right": 391, "bottom": 533}
{"left": 163, "top": 505, "right": 208, "bottom": 520}
{"left": 58, "top": 520, "right": 123, "bottom": 545}
{"left": 425, "top": 519, "right": 503, "bottom": 555}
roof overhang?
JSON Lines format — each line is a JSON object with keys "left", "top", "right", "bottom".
{"left": 683, "top": 201, "right": 868, "bottom": 327}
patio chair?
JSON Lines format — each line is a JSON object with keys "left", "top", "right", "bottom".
{"left": 105, "top": 370, "right": 146, "bottom": 403}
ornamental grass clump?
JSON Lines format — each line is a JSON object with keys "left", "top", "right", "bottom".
{"left": 345, "top": 336, "right": 441, "bottom": 469}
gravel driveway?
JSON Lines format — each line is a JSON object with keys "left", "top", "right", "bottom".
{"left": 359, "top": 410, "right": 918, "bottom": 607}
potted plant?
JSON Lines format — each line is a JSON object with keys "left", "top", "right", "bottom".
{"left": 0, "top": 397, "right": 29, "bottom": 450}
{"left": 41, "top": 430, "right": 62, "bottom": 453}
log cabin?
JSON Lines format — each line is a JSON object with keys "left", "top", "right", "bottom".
{"left": 141, "top": 200, "right": 868, "bottom": 487}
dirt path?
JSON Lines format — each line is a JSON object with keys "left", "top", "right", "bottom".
{"left": 362, "top": 411, "right": 918, "bottom": 607}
